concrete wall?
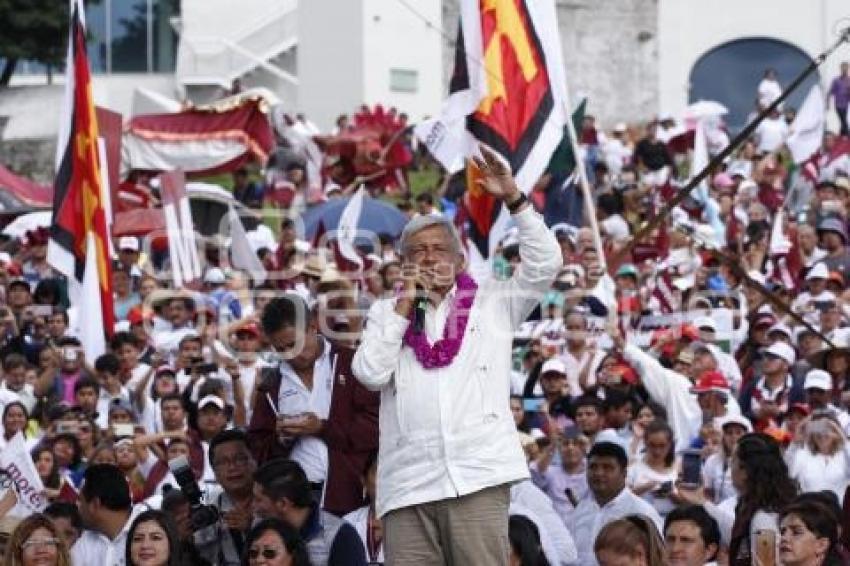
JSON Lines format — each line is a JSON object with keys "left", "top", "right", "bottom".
{"left": 658, "top": 0, "right": 850, "bottom": 125}
{"left": 361, "top": 0, "right": 443, "bottom": 122}
{"left": 298, "top": 0, "right": 365, "bottom": 130}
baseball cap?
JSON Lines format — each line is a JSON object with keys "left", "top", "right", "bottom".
{"left": 690, "top": 370, "right": 730, "bottom": 394}
{"left": 805, "top": 262, "right": 829, "bottom": 280}
{"left": 693, "top": 316, "right": 717, "bottom": 333}
{"left": 763, "top": 342, "right": 796, "bottom": 365}
{"left": 615, "top": 264, "right": 638, "bottom": 280}
{"left": 203, "top": 268, "right": 226, "bottom": 285}
{"left": 752, "top": 312, "right": 778, "bottom": 328}
{"left": 717, "top": 414, "right": 753, "bottom": 433}
{"left": 198, "top": 395, "right": 225, "bottom": 411}
{"left": 235, "top": 322, "right": 260, "bottom": 338}
{"left": 118, "top": 236, "right": 139, "bottom": 252}
{"left": 767, "top": 323, "right": 792, "bottom": 340}
{"left": 540, "top": 358, "right": 567, "bottom": 376}
{"left": 108, "top": 398, "right": 137, "bottom": 419}
{"left": 155, "top": 365, "right": 177, "bottom": 378}
{"left": 804, "top": 369, "right": 832, "bottom": 391}
{"left": 675, "top": 349, "right": 695, "bottom": 365}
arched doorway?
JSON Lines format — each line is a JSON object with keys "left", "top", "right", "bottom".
{"left": 689, "top": 37, "right": 820, "bottom": 132}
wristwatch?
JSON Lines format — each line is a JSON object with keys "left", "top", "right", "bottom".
{"left": 506, "top": 192, "right": 528, "bottom": 214}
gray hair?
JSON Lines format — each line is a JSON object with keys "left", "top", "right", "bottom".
{"left": 398, "top": 214, "right": 462, "bottom": 257}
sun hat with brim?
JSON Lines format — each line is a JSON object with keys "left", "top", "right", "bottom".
{"left": 817, "top": 217, "right": 848, "bottom": 244}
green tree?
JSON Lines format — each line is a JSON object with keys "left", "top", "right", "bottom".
{"left": 0, "top": 0, "right": 71, "bottom": 86}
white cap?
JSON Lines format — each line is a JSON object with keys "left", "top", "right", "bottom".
{"left": 767, "top": 323, "right": 793, "bottom": 339}
{"left": 804, "top": 369, "right": 833, "bottom": 391}
{"left": 693, "top": 316, "right": 717, "bottom": 332}
{"left": 717, "top": 414, "right": 753, "bottom": 433}
{"left": 738, "top": 180, "right": 759, "bottom": 197}
{"left": 198, "top": 395, "right": 225, "bottom": 411}
{"left": 613, "top": 122, "right": 627, "bottom": 132}
{"left": 764, "top": 342, "right": 796, "bottom": 365}
{"left": 324, "top": 183, "right": 342, "bottom": 196}
{"left": 118, "top": 236, "right": 139, "bottom": 252}
{"left": 203, "top": 267, "right": 226, "bottom": 284}
{"left": 540, "top": 358, "right": 567, "bottom": 376}
{"left": 806, "top": 263, "right": 829, "bottom": 280}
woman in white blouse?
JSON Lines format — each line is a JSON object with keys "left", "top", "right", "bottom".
{"left": 787, "top": 413, "right": 850, "bottom": 501}
{"left": 627, "top": 420, "right": 679, "bottom": 518}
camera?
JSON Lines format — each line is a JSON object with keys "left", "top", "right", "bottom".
{"left": 168, "top": 455, "right": 219, "bottom": 531}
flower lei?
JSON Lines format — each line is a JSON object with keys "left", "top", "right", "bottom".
{"left": 403, "top": 272, "right": 478, "bottom": 369}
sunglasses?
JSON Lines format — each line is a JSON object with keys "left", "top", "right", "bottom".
{"left": 248, "top": 547, "right": 282, "bottom": 560}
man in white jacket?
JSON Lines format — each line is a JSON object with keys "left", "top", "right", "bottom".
{"left": 352, "top": 147, "right": 562, "bottom": 566}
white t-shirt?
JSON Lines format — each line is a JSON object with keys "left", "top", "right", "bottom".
{"left": 758, "top": 78, "right": 782, "bottom": 108}
{"left": 788, "top": 445, "right": 850, "bottom": 501}
{"left": 626, "top": 460, "right": 679, "bottom": 518}
{"left": 702, "top": 452, "right": 737, "bottom": 504}
{"left": 755, "top": 117, "right": 788, "bottom": 153}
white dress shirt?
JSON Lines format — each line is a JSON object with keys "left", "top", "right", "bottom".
{"left": 71, "top": 505, "right": 146, "bottom": 566}
{"left": 277, "top": 338, "right": 334, "bottom": 482}
{"left": 353, "top": 206, "right": 562, "bottom": 517}
{"left": 572, "top": 487, "right": 663, "bottom": 566}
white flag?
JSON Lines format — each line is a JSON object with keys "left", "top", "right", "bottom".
{"left": 336, "top": 187, "right": 365, "bottom": 268}
{"left": 0, "top": 432, "right": 47, "bottom": 516}
{"left": 227, "top": 206, "right": 266, "bottom": 285}
{"left": 787, "top": 85, "right": 825, "bottom": 164}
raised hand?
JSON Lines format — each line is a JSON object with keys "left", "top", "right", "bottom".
{"left": 471, "top": 144, "right": 521, "bottom": 204}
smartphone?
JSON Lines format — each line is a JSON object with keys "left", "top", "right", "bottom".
{"left": 113, "top": 423, "right": 135, "bottom": 438}
{"left": 196, "top": 362, "right": 219, "bottom": 374}
{"left": 655, "top": 480, "right": 673, "bottom": 497}
{"left": 522, "top": 398, "right": 545, "bottom": 412}
{"left": 755, "top": 529, "right": 776, "bottom": 566}
{"left": 681, "top": 449, "right": 702, "bottom": 488}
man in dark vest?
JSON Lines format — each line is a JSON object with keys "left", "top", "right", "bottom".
{"left": 247, "top": 296, "right": 379, "bottom": 516}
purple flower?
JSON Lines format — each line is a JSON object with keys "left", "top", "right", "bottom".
{"left": 403, "top": 272, "right": 478, "bottom": 369}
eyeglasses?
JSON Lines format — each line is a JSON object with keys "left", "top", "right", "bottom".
{"left": 248, "top": 547, "right": 282, "bottom": 560}
{"left": 22, "top": 538, "right": 58, "bottom": 551}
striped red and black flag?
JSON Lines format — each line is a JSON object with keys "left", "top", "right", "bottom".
{"left": 47, "top": 0, "right": 115, "bottom": 357}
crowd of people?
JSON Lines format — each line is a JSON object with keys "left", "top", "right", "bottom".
{"left": 0, "top": 63, "right": 849, "bottom": 566}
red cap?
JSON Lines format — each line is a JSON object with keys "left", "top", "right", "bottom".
{"left": 127, "top": 306, "right": 152, "bottom": 326}
{"left": 235, "top": 322, "right": 260, "bottom": 338}
{"left": 790, "top": 402, "right": 811, "bottom": 416}
{"left": 679, "top": 324, "right": 700, "bottom": 342}
{"left": 690, "top": 370, "right": 730, "bottom": 394}
{"left": 609, "top": 363, "right": 638, "bottom": 385}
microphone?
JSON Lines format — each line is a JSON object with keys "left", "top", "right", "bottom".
{"left": 413, "top": 288, "right": 428, "bottom": 334}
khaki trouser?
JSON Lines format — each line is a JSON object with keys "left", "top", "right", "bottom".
{"left": 383, "top": 484, "right": 510, "bottom": 566}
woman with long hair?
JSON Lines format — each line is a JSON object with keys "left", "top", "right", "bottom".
{"left": 593, "top": 514, "right": 665, "bottom": 566}
{"left": 509, "top": 514, "right": 548, "bottom": 566}
{"left": 125, "top": 509, "right": 184, "bottom": 566}
{"left": 627, "top": 420, "right": 678, "bottom": 518}
{"left": 727, "top": 433, "right": 797, "bottom": 565}
{"left": 779, "top": 498, "right": 845, "bottom": 566}
{"left": 32, "top": 445, "right": 62, "bottom": 501}
{"left": 787, "top": 413, "right": 850, "bottom": 501}
{"left": 242, "top": 518, "right": 310, "bottom": 566}
{"left": 702, "top": 415, "right": 750, "bottom": 504}
{"left": 3, "top": 513, "right": 71, "bottom": 566}
{"left": 629, "top": 401, "right": 668, "bottom": 460}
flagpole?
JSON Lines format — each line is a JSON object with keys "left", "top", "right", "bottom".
{"left": 560, "top": 96, "right": 607, "bottom": 270}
